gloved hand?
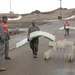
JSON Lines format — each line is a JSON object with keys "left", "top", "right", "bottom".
{"left": 7, "top": 33, "right": 10, "bottom": 40}
{"left": 27, "top": 35, "right": 30, "bottom": 41}
{"left": 27, "top": 38, "right": 30, "bottom": 41}
{"left": 5, "top": 33, "right": 10, "bottom": 40}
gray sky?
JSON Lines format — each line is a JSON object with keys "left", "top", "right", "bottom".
{"left": 0, "top": 0, "right": 75, "bottom": 14}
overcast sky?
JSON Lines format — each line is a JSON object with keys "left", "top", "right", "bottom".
{"left": 0, "top": 0, "right": 75, "bottom": 14}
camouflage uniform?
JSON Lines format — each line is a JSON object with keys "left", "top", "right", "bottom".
{"left": 0, "top": 23, "right": 5, "bottom": 65}
{"left": 27, "top": 25, "right": 40, "bottom": 55}
{"left": 64, "top": 21, "right": 70, "bottom": 36}
{"left": 1, "top": 22, "right": 10, "bottom": 58}
{"left": 4, "top": 33, "right": 10, "bottom": 57}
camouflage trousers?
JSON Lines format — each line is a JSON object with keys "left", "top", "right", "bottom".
{"left": 30, "top": 38, "right": 39, "bottom": 55}
{"left": 5, "top": 40, "right": 9, "bottom": 57}
{"left": 0, "top": 41, "right": 5, "bottom": 65}
{"left": 65, "top": 29, "right": 69, "bottom": 36}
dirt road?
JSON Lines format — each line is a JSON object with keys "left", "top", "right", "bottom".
{"left": 1, "top": 20, "right": 75, "bottom": 75}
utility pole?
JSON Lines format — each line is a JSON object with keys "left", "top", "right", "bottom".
{"left": 10, "top": 0, "right": 11, "bottom": 12}
{"left": 58, "top": 0, "right": 62, "bottom": 19}
{"left": 60, "top": 0, "right": 62, "bottom": 18}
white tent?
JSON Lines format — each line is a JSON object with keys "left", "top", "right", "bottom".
{"left": 8, "top": 16, "right": 22, "bottom": 20}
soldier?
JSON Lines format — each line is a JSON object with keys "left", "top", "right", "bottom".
{"left": 27, "top": 19, "right": 40, "bottom": 58}
{"left": 0, "top": 19, "right": 6, "bottom": 71}
{"left": 1, "top": 16, "right": 11, "bottom": 60}
{"left": 64, "top": 20, "right": 70, "bottom": 36}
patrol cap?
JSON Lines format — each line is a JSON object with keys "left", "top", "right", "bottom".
{"left": 31, "top": 18, "right": 36, "bottom": 22}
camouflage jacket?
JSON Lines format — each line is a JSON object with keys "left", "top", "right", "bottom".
{"left": 0, "top": 22, "right": 5, "bottom": 43}
{"left": 27, "top": 24, "right": 40, "bottom": 40}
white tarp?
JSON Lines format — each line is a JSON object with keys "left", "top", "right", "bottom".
{"left": 16, "top": 31, "right": 55, "bottom": 48}
{"left": 63, "top": 15, "right": 75, "bottom": 20}
{"left": 59, "top": 26, "right": 75, "bottom": 30}
{"left": 8, "top": 16, "right": 22, "bottom": 20}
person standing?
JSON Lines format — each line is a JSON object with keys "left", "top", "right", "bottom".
{"left": 1, "top": 15, "right": 11, "bottom": 60}
{"left": 27, "top": 19, "right": 40, "bottom": 58}
{"left": 64, "top": 20, "right": 70, "bottom": 36}
{"left": 0, "top": 19, "right": 6, "bottom": 71}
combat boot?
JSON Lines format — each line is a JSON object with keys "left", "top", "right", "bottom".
{"left": 0, "top": 67, "right": 6, "bottom": 71}
{"left": 33, "top": 55, "right": 37, "bottom": 58}
{"left": 33, "top": 52, "right": 37, "bottom": 58}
